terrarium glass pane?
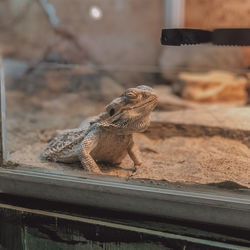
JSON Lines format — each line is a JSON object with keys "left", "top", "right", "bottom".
{"left": 2, "top": 0, "right": 250, "bottom": 192}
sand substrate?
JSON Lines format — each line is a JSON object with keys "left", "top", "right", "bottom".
{"left": 5, "top": 90, "right": 250, "bottom": 189}
{"left": 9, "top": 134, "right": 250, "bottom": 188}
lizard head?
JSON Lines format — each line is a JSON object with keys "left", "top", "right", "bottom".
{"left": 99, "top": 85, "right": 158, "bottom": 133}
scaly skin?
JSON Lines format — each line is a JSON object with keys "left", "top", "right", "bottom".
{"left": 41, "top": 85, "right": 158, "bottom": 174}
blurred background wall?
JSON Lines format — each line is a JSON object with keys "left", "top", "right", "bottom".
{"left": 185, "top": 0, "right": 250, "bottom": 67}
{"left": 0, "top": 0, "right": 250, "bottom": 84}
{"left": 0, "top": 0, "right": 163, "bottom": 82}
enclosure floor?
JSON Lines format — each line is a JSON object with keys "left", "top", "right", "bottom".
{"left": 5, "top": 90, "right": 250, "bottom": 189}
{"left": 9, "top": 134, "right": 250, "bottom": 188}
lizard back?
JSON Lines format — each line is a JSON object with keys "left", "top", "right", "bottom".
{"left": 41, "top": 128, "right": 87, "bottom": 161}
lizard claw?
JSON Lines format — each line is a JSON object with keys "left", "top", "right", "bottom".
{"left": 128, "top": 170, "right": 136, "bottom": 178}
{"left": 129, "top": 164, "right": 140, "bottom": 177}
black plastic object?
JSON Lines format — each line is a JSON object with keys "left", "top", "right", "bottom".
{"left": 161, "top": 29, "right": 211, "bottom": 46}
{"left": 161, "top": 28, "right": 250, "bottom": 46}
{"left": 212, "top": 28, "right": 250, "bottom": 46}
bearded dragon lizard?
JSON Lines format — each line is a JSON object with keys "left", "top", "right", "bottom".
{"left": 41, "top": 85, "right": 158, "bottom": 174}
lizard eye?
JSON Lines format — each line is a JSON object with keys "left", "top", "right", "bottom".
{"left": 126, "top": 90, "right": 138, "bottom": 99}
{"left": 109, "top": 108, "right": 115, "bottom": 116}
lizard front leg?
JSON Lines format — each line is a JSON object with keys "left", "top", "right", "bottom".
{"left": 80, "top": 130, "right": 101, "bottom": 174}
{"left": 128, "top": 139, "right": 142, "bottom": 172}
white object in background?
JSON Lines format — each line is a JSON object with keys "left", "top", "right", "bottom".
{"left": 89, "top": 6, "right": 103, "bottom": 20}
{"left": 164, "top": 0, "right": 185, "bottom": 28}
